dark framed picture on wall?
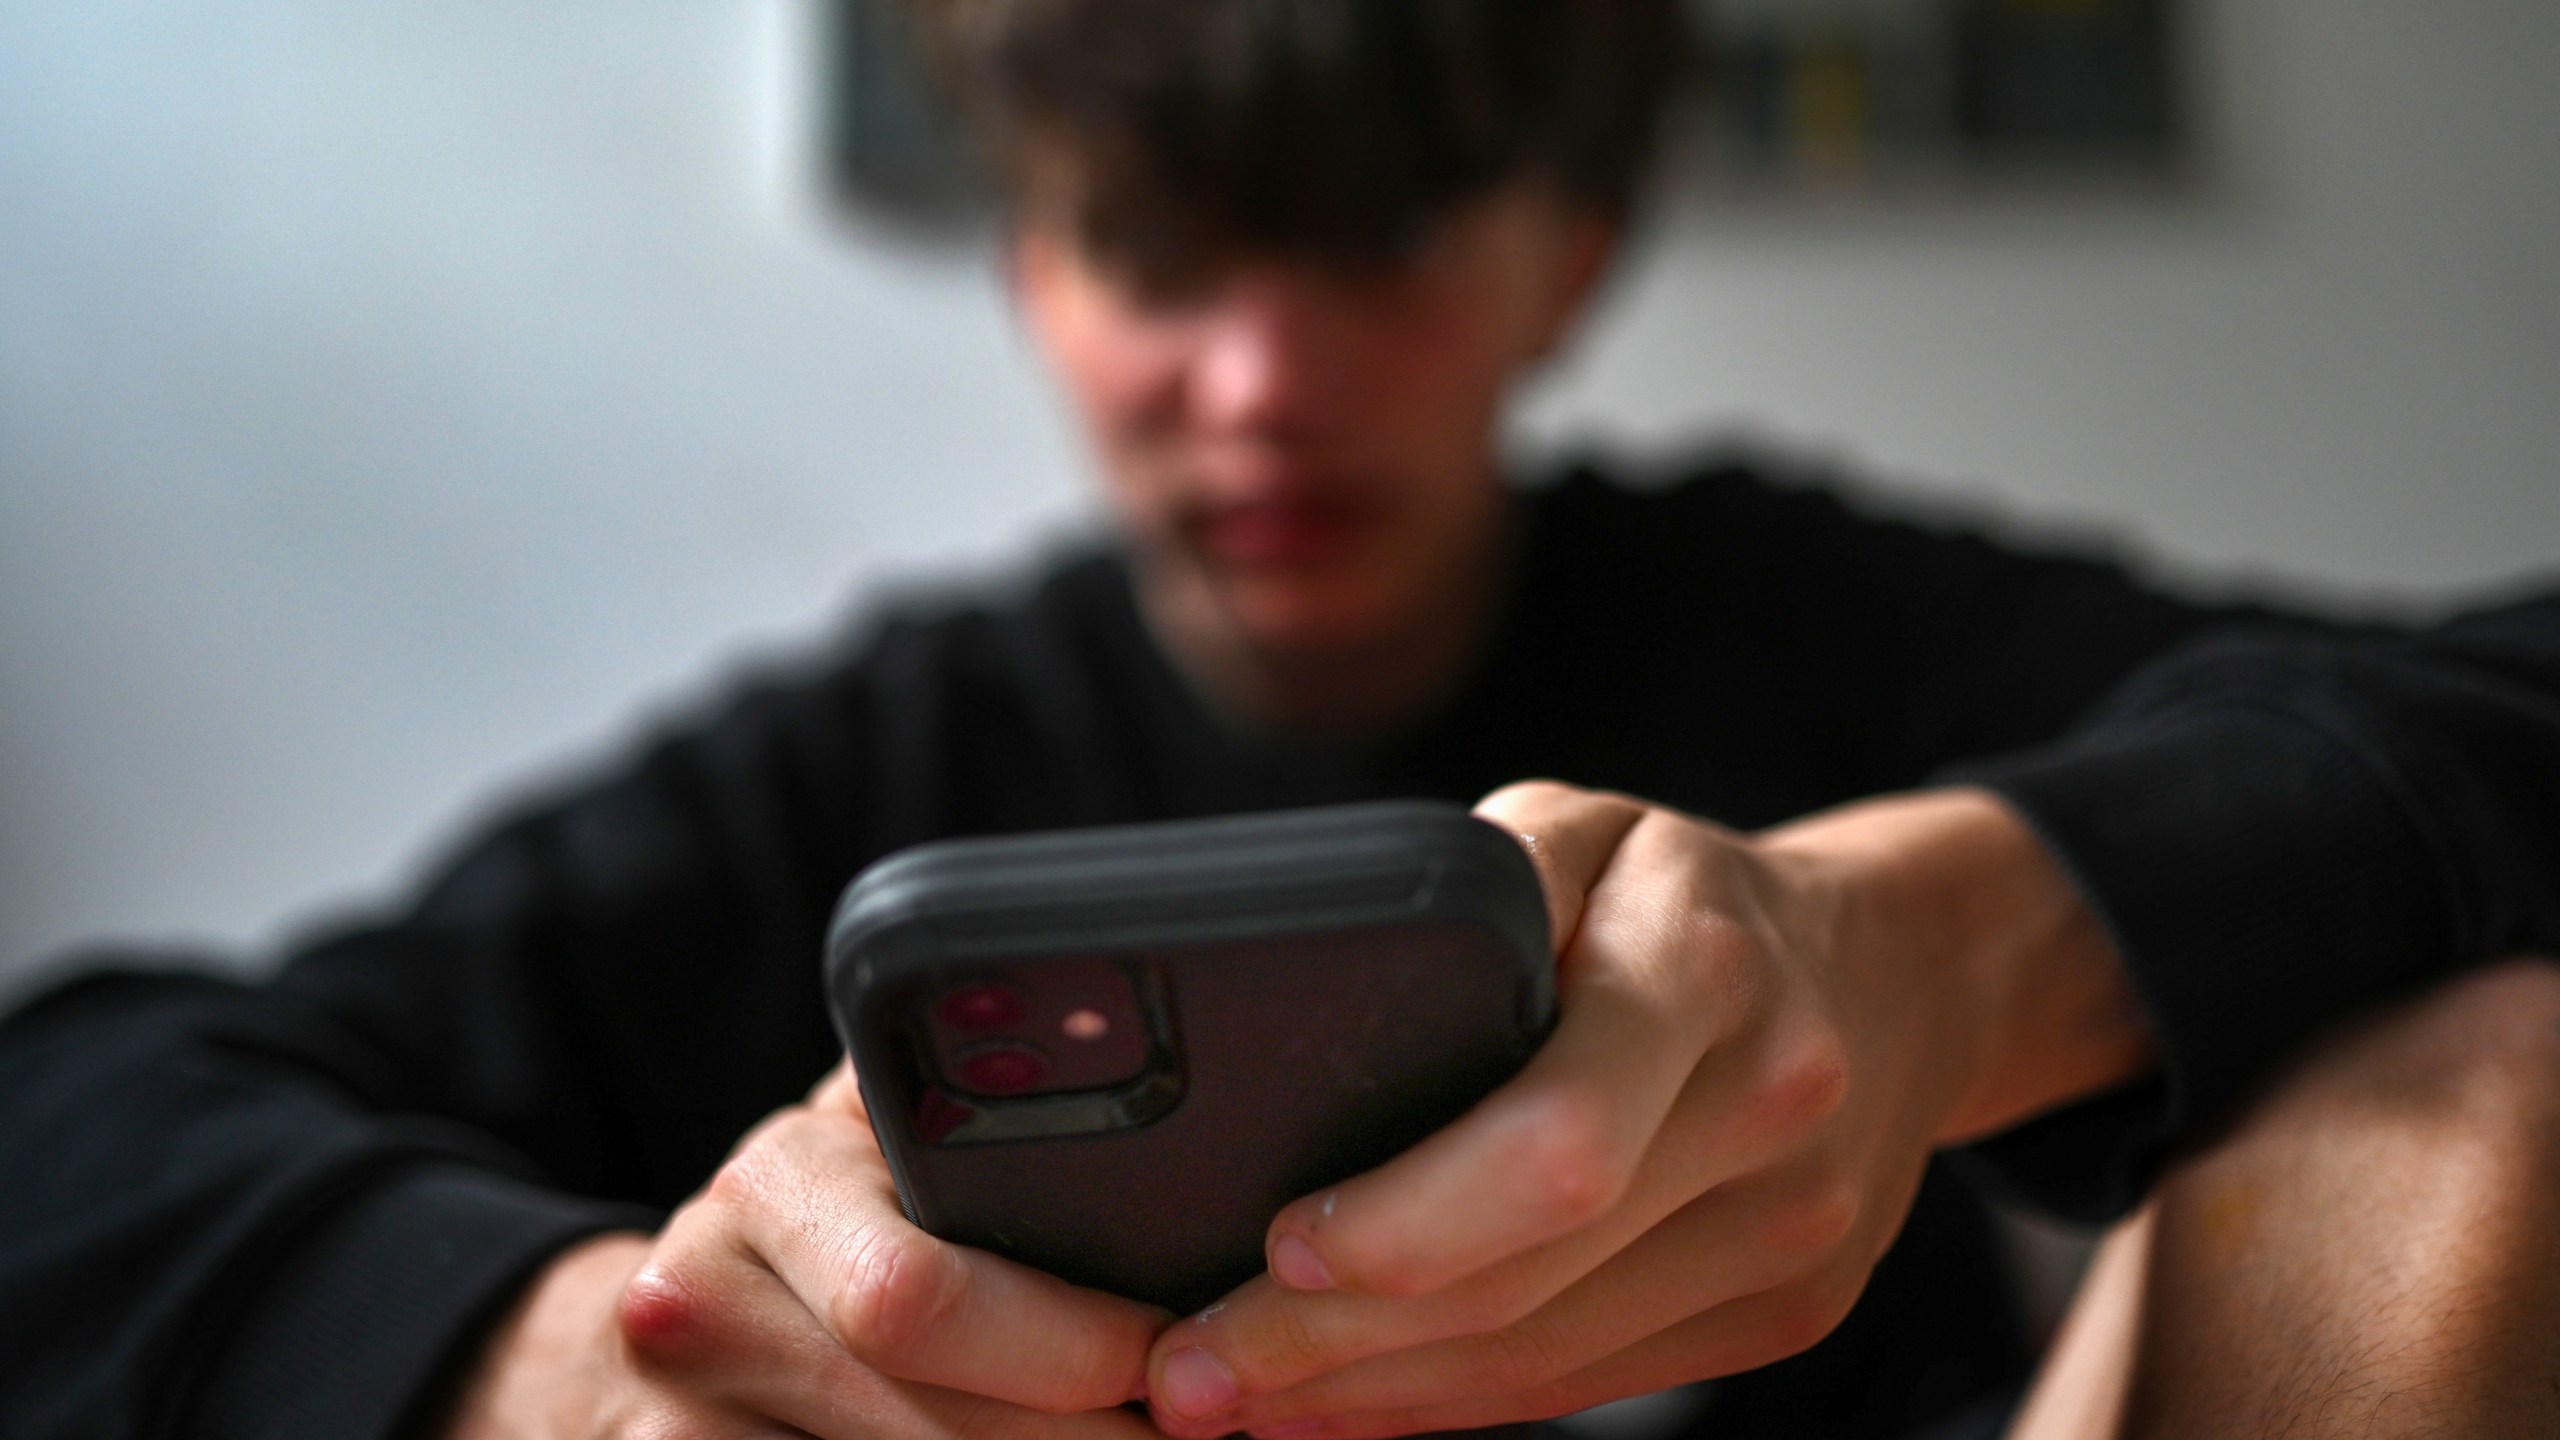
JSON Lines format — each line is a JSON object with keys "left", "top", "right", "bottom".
{"left": 818, "top": 0, "right": 986, "bottom": 224}
{"left": 1690, "top": 0, "right": 2184, "bottom": 187}
{"left": 814, "top": 0, "right": 2190, "bottom": 229}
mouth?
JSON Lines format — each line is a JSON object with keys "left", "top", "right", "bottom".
{"left": 1182, "top": 491, "right": 1379, "bottom": 569}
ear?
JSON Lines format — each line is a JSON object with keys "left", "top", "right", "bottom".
{"left": 1005, "top": 221, "right": 1071, "bottom": 348}
{"left": 1525, "top": 209, "right": 1623, "bottom": 366}
{"left": 1001, "top": 222, "right": 1042, "bottom": 316}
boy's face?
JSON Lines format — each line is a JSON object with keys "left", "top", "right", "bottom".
{"left": 1013, "top": 183, "right": 1613, "bottom": 663}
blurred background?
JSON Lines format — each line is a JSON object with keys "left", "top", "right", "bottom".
{"left": 3, "top": 0, "right": 2556, "bottom": 1001}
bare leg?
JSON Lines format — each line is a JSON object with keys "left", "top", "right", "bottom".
{"left": 2009, "top": 958, "right": 2560, "bottom": 1439}
{"left": 2005, "top": 1207, "right": 2150, "bottom": 1439}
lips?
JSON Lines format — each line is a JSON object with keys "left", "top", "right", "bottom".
{"left": 1187, "top": 493, "right": 1377, "bottom": 567}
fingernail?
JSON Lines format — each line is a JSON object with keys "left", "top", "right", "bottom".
{"left": 1157, "top": 1347, "right": 1240, "bottom": 1422}
{"left": 1270, "top": 1233, "right": 1334, "bottom": 1291}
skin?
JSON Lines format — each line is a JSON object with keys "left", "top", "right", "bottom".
{"left": 2009, "top": 958, "right": 2560, "bottom": 1439}
{"left": 1136, "top": 784, "right": 2147, "bottom": 1439}
{"left": 1010, "top": 181, "right": 1615, "bottom": 737}
{"left": 444, "top": 1064, "right": 1169, "bottom": 1438}
{"left": 443, "top": 184, "right": 2163, "bottom": 1437}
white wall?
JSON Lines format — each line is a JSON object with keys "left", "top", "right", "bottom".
{"left": 1521, "top": 0, "right": 2560, "bottom": 593}
{"left": 3, "top": 0, "right": 2555, "bottom": 998}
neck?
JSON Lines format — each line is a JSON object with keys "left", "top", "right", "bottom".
{"left": 1137, "top": 500, "right": 1517, "bottom": 743}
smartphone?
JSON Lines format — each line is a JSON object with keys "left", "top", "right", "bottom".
{"left": 825, "top": 800, "right": 1554, "bottom": 1315}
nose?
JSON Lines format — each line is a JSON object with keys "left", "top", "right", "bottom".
{"left": 1185, "top": 275, "right": 1350, "bottom": 441}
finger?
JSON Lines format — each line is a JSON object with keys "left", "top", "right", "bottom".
{"left": 900, "top": 1384, "right": 1172, "bottom": 1440}
{"left": 1151, "top": 1043, "right": 1729, "bottom": 1433}
{"left": 1253, "top": 809, "right": 1755, "bottom": 1303}
{"left": 1472, "top": 781, "right": 1645, "bottom": 955}
{"left": 809, "top": 1056, "right": 869, "bottom": 1117}
{"left": 1149, "top": 1010, "right": 1831, "bottom": 1431}
{"left": 716, "top": 1105, "right": 1169, "bottom": 1412}
{"left": 623, "top": 1219, "right": 916, "bottom": 1440}
{"left": 629, "top": 1233, "right": 1166, "bottom": 1440}
{"left": 1252, "top": 957, "right": 1697, "bottom": 1295}
{"left": 1235, "top": 1276, "right": 1867, "bottom": 1440}
{"left": 1214, "top": 1165, "right": 1846, "bottom": 1433}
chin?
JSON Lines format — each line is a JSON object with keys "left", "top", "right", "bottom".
{"left": 1217, "top": 571, "right": 1407, "bottom": 656}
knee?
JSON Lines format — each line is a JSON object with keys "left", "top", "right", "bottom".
{"left": 2123, "top": 960, "right": 2560, "bottom": 1429}
{"left": 2372, "top": 956, "right": 2560, "bottom": 1128}
{"left": 2279, "top": 956, "right": 2560, "bottom": 1200}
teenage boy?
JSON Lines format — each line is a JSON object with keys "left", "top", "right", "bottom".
{"left": 4, "top": 4, "right": 2558, "bottom": 1439}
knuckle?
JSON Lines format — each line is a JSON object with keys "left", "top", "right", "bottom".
{"left": 1462, "top": 1314, "right": 1579, "bottom": 1394}
{"left": 1483, "top": 779, "right": 1587, "bottom": 814}
{"left": 1756, "top": 1277, "right": 1860, "bottom": 1362}
{"left": 1448, "top": 1262, "right": 1549, "bottom": 1333}
{"left": 1514, "top": 1097, "right": 1632, "bottom": 1231}
{"left": 703, "top": 1118, "right": 794, "bottom": 1209}
{"left": 1245, "top": 1297, "right": 1345, "bottom": 1381}
{"left": 949, "top": 1392, "right": 1040, "bottom": 1440}
{"left": 1637, "top": 806, "right": 1736, "bottom": 881}
{"left": 1762, "top": 1178, "right": 1861, "bottom": 1262}
{"left": 701, "top": 1152, "right": 759, "bottom": 1210}
{"left": 1756, "top": 1035, "right": 1852, "bottom": 1135}
{"left": 1688, "top": 901, "right": 1762, "bottom": 969}
{"left": 1668, "top": 908, "right": 1766, "bottom": 1023}
{"left": 1630, "top": 805, "right": 1701, "bottom": 850}
{"left": 616, "top": 1261, "right": 717, "bottom": 1370}
{"left": 830, "top": 1223, "right": 964, "bottom": 1367}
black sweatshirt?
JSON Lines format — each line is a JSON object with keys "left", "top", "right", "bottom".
{"left": 3, "top": 462, "right": 2556, "bottom": 1440}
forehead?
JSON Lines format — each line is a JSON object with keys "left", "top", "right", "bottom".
{"left": 1014, "top": 149, "right": 1585, "bottom": 297}
{"left": 1004, "top": 132, "right": 1455, "bottom": 283}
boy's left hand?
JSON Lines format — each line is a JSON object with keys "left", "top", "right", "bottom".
{"left": 1140, "top": 780, "right": 2147, "bottom": 1439}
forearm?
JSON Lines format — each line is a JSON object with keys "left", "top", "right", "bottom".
{"left": 1956, "top": 596, "right": 2560, "bottom": 1217}
{"left": 1761, "top": 786, "right": 2155, "bottom": 1146}
{"left": 0, "top": 973, "right": 646, "bottom": 1438}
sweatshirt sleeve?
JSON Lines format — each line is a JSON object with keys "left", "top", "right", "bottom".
{"left": 1956, "top": 593, "right": 2560, "bottom": 1220}
{"left": 0, "top": 642, "right": 902, "bottom": 1439}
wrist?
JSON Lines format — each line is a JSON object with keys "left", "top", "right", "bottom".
{"left": 1764, "top": 788, "right": 2155, "bottom": 1145}
{"left": 439, "top": 1230, "right": 654, "bottom": 1440}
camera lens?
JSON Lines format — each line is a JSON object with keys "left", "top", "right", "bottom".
{"left": 936, "top": 982, "right": 1028, "bottom": 1033}
{"left": 955, "top": 1042, "right": 1049, "bottom": 1095}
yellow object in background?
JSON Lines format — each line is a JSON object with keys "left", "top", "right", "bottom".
{"left": 1790, "top": 41, "right": 1871, "bottom": 181}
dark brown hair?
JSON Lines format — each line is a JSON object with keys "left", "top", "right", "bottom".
{"left": 914, "top": 0, "right": 1688, "bottom": 266}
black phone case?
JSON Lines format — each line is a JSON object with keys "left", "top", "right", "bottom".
{"left": 826, "top": 800, "right": 1553, "bottom": 1314}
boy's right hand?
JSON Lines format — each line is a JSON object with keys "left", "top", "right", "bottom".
{"left": 442, "top": 1061, "right": 1170, "bottom": 1439}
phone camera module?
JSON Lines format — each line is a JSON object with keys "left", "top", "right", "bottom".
{"left": 955, "top": 1042, "right": 1050, "bottom": 1095}
{"left": 936, "top": 982, "right": 1029, "bottom": 1033}
{"left": 919, "top": 959, "right": 1156, "bottom": 1105}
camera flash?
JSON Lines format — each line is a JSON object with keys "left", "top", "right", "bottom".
{"left": 1061, "top": 1008, "right": 1109, "bottom": 1041}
